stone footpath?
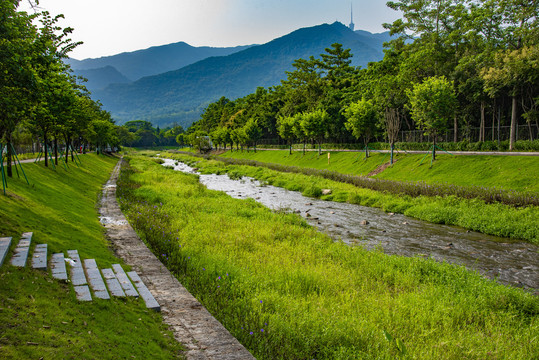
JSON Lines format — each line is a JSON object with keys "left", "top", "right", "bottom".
{"left": 0, "top": 232, "right": 158, "bottom": 309}
{"left": 99, "top": 158, "right": 255, "bottom": 360}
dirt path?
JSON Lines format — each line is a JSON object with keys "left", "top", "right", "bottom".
{"left": 99, "top": 158, "right": 255, "bottom": 360}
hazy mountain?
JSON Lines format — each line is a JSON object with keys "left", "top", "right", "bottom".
{"left": 93, "top": 22, "right": 392, "bottom": 128}
{"left": 74, "top": 66, "right": 131, "bottom": 92}
{"left": 66, "top": 41, "right": 253, "bottom": 81}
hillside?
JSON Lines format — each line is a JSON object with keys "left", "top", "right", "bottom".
{"left": 93, "top": 22, "right": 392, "bottom": 128}
{"left": 67, "top": 41, "right": 253, "bottom": 83}
{"left": 74, "top": 65, "right": 131, "bottom": 91}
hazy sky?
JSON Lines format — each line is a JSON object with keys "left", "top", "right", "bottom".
{"left": 21, "top": 0, "right": 400, "bottom": 60}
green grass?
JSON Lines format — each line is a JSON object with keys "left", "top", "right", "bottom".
{"left": 0, "top": 154, "right": 182, "bottom": 359}
{"left": 168, "top": 152, "right": 539, "bottom": 243}
{"left": 117, "top": 154, "right": 539, "bottom": 360}
{"left": 219, "top": 150, "right": 539, "bottom": 193}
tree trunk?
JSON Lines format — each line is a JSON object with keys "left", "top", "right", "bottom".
{"left": 492, "top": 102, "right": 496, "bottom": 141}
{"left": 54, "top": 137, "right": 58, "bottom": 166}
{"left": 528, "top": 121, "right": 533, "bottom": 141}
{"left": 453, "top": 115, "right": 458, "bottom": 142}
{"left": 480, "top": 101, "right": 485, "bottom": 142}
{"left": 510, "top": 96, "right": 517, "bottom": 150}
{"left": 289, "top": 143, "right": 292, "bottom": 155}
{"left": 432, "top": 136, "right": 436, "bottom": 161}
{"left": 7, "top": 133, "right": 13, "bottom": 177}
{"left": 497, "top": 106, "right": 501, "bottom": 146}
{"left": 390, "top": 142, "right": 395, "bottom": 165}
{"left": 44, "top": 133, "right": 49, "bottom": 167}
{"left": 365, "top": 143, "right": 369, "bottom": 159}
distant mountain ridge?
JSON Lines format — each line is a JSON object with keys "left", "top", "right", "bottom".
{"left": 67, "top": 41, "right": 253, "bottom": 89}
{"left": 91, "top": 22, "right": 394, "bottom": 128}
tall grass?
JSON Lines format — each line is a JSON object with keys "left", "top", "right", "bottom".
{"left": 117, "top": 154, "right": 539, "bottom": 360}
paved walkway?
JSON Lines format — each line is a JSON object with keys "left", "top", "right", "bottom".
{"left": 99, "top": 157, "right": 255, "bottom": 360}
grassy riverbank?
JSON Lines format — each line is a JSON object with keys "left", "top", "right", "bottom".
{"left": 117, "top": 154, "right": 538, "bottom": 360}
{"left": 166, "top": 152, "right": 539, "bottom": 244}
{"left": 219, "top": 150, "right": 539, "bottom": 193}
{"left": 0, "top": 154, "right": 182, "bottom": 359}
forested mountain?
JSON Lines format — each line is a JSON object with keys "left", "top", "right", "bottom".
{"left": 66, "top": 41, "right": 253, "bottom": 83}
{"left": 74, "top": 66, "right": 131, "bottom": 91}
{"left": 93, "top": 22, "right": 392, "bottom": 128}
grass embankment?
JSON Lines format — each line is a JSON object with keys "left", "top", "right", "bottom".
{"left": 219, "top": 150, "right": 539, "bottom": 193}
{"left": 169, "top": 152, "right": 539, "bottom": 244}
{"left": 117, "top": 154, "right": 538, "bottom": 360}
{"left": 0, "top": 154, "right": 182, "bottom": 359}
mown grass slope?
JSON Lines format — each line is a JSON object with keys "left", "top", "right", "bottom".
{"left": 0, "top": 154, "right": 182, "bottom": 359}
{"left": 219, "top": 150, "right": 539, "bottom": 193}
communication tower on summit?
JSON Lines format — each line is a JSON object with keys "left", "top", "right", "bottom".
{"left": 349, "top": 3, "right": 355, "bottom": 31}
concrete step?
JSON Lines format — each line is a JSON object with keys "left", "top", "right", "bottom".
{"left": 51, "top": 253, "right": 68, "bottom": 281}
{"left": 74, "top": 285, "right": 92, "bottom": 301}
{"left": 10, "top": 232, "right": 32, "bottom": 267}
{"left": 112, "top": 264, "right": 138, "bottom": 297}
{"left": 83, "top": 259, "right": 110, "bottom": 300}
{"left": 67, "top": 250, "right": 87, "bottom": 286}
{"left": 127, "top": 271, "right": 160, "bottom": 311}
{"left": 101, "top": 268, "right": 126, "bottom": 297}
{"left": 0, "top": 237, "right": 12, "bottom": 267}
{"left": 32, "top": 244, "right": 47, "bottom": 270}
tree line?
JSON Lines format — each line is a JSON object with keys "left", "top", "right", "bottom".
{"left": 1, "top": 0, "right": 121, "bottom": 176}
{"left": 187, "top": 0, "right": 538, "bottom": 159}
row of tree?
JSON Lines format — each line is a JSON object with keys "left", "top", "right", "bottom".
{"left": 1, "top": 0, "right": 120, "bottom": 176}
{"left": 187, "top": 0, "right": 538, "bottom": 159}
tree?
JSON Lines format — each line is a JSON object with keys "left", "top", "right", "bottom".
{"left": 243, "top": 118, "right": 262, "bottom": 152}
{"left": 482, "top": 46, "right": 539, "bottom": 149}
{"left": 300, "top": 109, "right": 330, "bottom": 155}
{"left": 344, "top": 98, "right": 379, "bottom": 158}
{"left": 407, "top": 76, "right": 457, "bottom": 160}
{"left": 277, "top": 115, "right": 296, "bottom": 154}
{"left": 0, "top": 0, "right": 38, "bottom": 176}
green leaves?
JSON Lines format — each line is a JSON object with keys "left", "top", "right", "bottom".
{"left": 407, "top": 76, "right": 457, "bottom": 137}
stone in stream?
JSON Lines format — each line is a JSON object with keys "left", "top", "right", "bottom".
{"left": 322, "top": 189, "right": 332, "bottom": 195}
{"left": 360, "top": 220, "right": 370, "bottom": 225}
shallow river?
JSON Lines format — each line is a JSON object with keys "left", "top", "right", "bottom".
{"left": 163, "top": 159, "right": 539, "bottom": 290}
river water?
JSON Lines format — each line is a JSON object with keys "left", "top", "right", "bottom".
{"left": 162, "top": 159, "right": 538, "bottom": 290}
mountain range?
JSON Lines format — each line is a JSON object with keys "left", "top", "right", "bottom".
{"left": 79, "top": 22, "right": 393, "bottom": 129}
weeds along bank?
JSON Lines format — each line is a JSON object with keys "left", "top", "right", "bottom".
{"left": 0, "top": 154, "right": 182, "bottom": 359}
{"left": 117, "top": 154, "right": 538, "bottom": 360}
{"left": 168, "top": 152, "right": 539, "bottom": 244}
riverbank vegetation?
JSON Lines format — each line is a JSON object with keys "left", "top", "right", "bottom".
{"left": 0, "top": 154, "right": 182, "bottom": 359}
{"left": 117, "top": 154, "right": 538, "bottom": 359}
{"left": 164, "top": 152, "right": 539, "bottom": 244}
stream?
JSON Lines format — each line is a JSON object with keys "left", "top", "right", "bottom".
{"left": 162, "top": 159, "right": 539, "bottom": 290}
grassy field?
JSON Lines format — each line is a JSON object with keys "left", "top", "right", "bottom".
{"left": 0, "top": 154, "right": 182, "bottom": 359}
{"left": 219, "top": 150, "right": 539, "bottom": 193}
{"left": 117, "top": 153, "right": 538, "bottom": 360}
{"left": 167, "top": 152, "right": 539, "bottom": 244}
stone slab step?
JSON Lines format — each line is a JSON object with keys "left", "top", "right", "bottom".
{"left": 0, "top": 237, "right": 12, "bottom": 267}
{"left": 10, "top": 232, "right": 32, "bottom": 267}
{"left": 67, "top": 250, "right": 87, "bottom": 286}
{"left": 83, "top": 259, "right": 110, "bottom": 300}
{"left": 74, "top": 285, "right": 92, "bottom": 302}
{"left": 101, "top": 268, "right": 126, "bottom": 297}
{"left": 51, "top": 253, "right": 68, "bottom": 281}
{"left": 127, "top": 271, "right": 160, "bottom": 311}
{"left": 32, "top": 244, "right": 47, "bottom": 270}
{"left": 112, "top": 264, "right": 138, "bottom": 297}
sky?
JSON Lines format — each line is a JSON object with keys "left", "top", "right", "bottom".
{"left": 20, "top": 0, "right": 401, "bottom": 60}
